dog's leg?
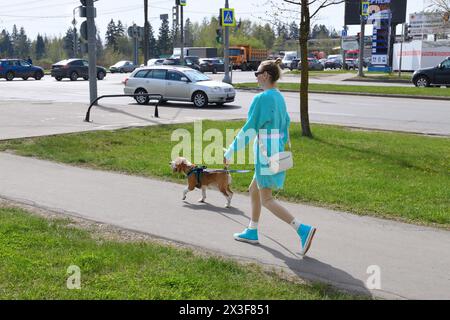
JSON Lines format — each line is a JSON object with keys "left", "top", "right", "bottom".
{"left": 220, "top": 186, "right": 232, "bottom": 208}
{"left": 198, "top": 186, "right": 206, "bottom": 203}
{"left": 182, "top": 186, "right": 190, "bottom": 200}
{"left": 227, "top": 186, "right": 233, "bottom": 206}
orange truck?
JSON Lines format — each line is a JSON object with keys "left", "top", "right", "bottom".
{"left": 228, "top": 45, "right": 269, "bottom": 71}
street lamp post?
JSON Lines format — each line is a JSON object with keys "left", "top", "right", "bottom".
{"left": 223, "top": 0, "right": 231, "bottom": 84}
{"left": 144, "top": 0, "right": 149, "bottom": 64}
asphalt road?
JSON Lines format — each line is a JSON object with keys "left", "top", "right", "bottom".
{"left": 0, "top": 73, "right": 448, "bottom": 139}
{"left": 1, "top": 152, "right": 449, "bottom": 299}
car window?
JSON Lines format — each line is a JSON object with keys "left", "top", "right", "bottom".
{"left": 70, "top": 60, "right": 82, "bottom": 66}
{"left": 150, "top": 69, "right": 167, "bottom": 79}
{"left": 20, "top": 60, "right": 31, "bottom": 67}
{"left": 441, "top": 59, "right": 450, "bottom": 69}
{"left": 134, "top": 70, "right": 149, "bottom": 78}
{"left": 82, "top": 61, "right": 89, "bottom": 67}
{"left": 184, "top": 69, "right": 210, "bottom": 82}
{"left": 12, "top": 60, "right": 20, "bottom": 66}
{"left": 167, "top": 71, "right": 184, "bottom": 81}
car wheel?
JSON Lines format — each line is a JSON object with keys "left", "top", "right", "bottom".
{"left": 83, "top": 76, "right": 89, "bottom": 80}
{"left": 415, "top": 76, "right": 430, "bottom": 87}
{"left": 192, "top": 91, "right": 208, "bottom": 108}
{"left": 241, "top": 63, "right": 248, "bottom": 71}
{"left": 55, "top": 76, "right": 62, "bottom": 81}
{"left": 160, "top": 99, "right": 168, "bottom": 104}
{"left": 22, "top": 77, "right": 29, "bottom": 80}
{"left": 97, "top": 71, "right": 105, "bottom": 80}
{"left": 213, "top": 67, "right": 217, "bottom": 74}
{"left": 70, "top": 71, "right": 78, "bottom": 81}
{"left": 134, "top": 88, "right": 149, "bottom": 105}
{"left": 34, "top": 71, "right": 43, "bottom": 80}
{"left": 6, "top": 72, "right": 14, "bottom": 81}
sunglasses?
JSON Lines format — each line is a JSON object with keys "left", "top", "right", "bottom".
{"left": 254, "top": 71, "right": 264, "bottom": 77}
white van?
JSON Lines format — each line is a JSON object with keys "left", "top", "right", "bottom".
{"left": 282, "top": 51, "right": 298, "bottom": 70}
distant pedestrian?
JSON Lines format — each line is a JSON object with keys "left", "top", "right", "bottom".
{"left": 27, "top": 56, "right": 32, "bottom": 65}
{"left": 223, "top": 58, "right": 317, "bottom": 256}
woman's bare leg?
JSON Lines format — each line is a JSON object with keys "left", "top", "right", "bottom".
{"left": 249, "top": 178, "right": 262, "bottom": 223}
{"left": 259, "top": 188, "right": 294, "bottom": 224}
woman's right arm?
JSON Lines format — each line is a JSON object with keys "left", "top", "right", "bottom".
{"left": 224, "top": 94, "right": 270, "bottom": 161}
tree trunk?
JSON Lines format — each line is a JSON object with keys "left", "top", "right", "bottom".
{"left": 299, "top": 0, "right": 313, "bottom": 137}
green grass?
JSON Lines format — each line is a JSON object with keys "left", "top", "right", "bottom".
{"left": 1, "top": 122, "right": 449, "bottom": 228}
{"left": 235, "top": 82, "right": 450, "bottom": 97}
{"left": 0, "top": 206, "right": 358, "bottom": 299}
{"left": 285, "top": 70, "right": 356, "bottom": 75}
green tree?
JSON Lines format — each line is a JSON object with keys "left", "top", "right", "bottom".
{"left": 63, "top": 27, "right": 76, "bottom": 58}
{"left": 147, "top": 23, "right": 157, "bottom": 57}
{"left": 0, "top": 30, "right": 14, "bottom": 57}
{"left": 184, "top": 18, "right": 194, "bottom": 47}
{"left": 16, "top": 27, "right": 31, "bottom": 58}
{"left": 157, "top": 16, "right": 172, "bottom": 55}
{"left": 289, "top": 21, "right": 300, "bottom": 40}
{"left": 105, "top": 19, "right": 118, "bottom": 51}
{"left": 35, "top": 34, "right": 46, "bottom": 60}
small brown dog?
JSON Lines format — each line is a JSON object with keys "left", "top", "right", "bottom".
{"left": 170, "top": 157, "right": 233, "bottom": 208}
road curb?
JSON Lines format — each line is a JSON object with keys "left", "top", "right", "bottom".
{"left": 235, "top": 87, "right": 450, "bottom": 101}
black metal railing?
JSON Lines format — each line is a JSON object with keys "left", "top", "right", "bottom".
{"left": 84, "top": 93, "right": 163, "bottom": 122}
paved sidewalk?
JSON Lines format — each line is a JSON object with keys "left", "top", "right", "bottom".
{"left": 1, "top": 152, "right": 449, "bottom": 299}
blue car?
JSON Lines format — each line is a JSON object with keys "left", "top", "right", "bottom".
{"left": 0, "top": 59, "right": 44, "bottom": 81}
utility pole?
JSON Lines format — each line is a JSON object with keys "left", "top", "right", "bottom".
{"left": 398, "top": 23, "right": 404, "bottom": 78}
{"left": 223, "top": 0, "right": 231, "bottom": 84}
{"left": 180, "top": 1, "right": 184, "bottom": 65}
{"left": 144, "top": 0, "right": 149, "bottom": 64}
{"left": 79, "top": 0, "right": 97, "bottom": 105}
{"left": 72, "top": 17, "right": 78, "bottom": 58}
{"left": 358, "top": 0, "right": 367, "bottom": 77}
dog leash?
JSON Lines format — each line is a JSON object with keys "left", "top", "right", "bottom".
{"left": 204, "top": 168, "right": 254, "bottom": 173}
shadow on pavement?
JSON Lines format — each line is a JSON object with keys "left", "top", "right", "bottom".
{"left": 182, "top": 201, "right": 246, "bottom": 217}
{"left": 91, "top": 104, "right": 162, "bottom": 124}
{"left": 258, "top": 241, "right": 373, "bottom": 298}
{"left": 130, "top": 101, "right": 242, "bottom": 111}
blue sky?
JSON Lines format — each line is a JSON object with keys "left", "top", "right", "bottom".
{"left": 0, "top": 0, "right": 425, "bottom": 40}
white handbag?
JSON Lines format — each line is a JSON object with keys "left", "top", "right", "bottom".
{"left": 258, "top": 130, "right": 293, "bottom": 174}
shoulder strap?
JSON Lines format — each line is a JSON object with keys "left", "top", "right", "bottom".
{"left": 258, "top": 129, "right": 291, "bottom": 160}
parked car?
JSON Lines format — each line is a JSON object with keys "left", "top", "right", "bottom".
{"left": 297, "top": 58, "right": 324, "bottom": 71}
{"left": 344, "top": 59, "right": 357, "bottom": 70}
{"left": 123, "top": 66, "right": 235, "bottom": 108}
{"left": 162, "top": 58, "right": 201, "bottom": 71}
{"left": 281, "top": 51, "right": 298, "bottom": 70}
{"left": 324, "top": 58, "right": 343, "bottom": 69}
{"left": 109, "top": 60, "right": 136, "bottom": 73}
{"left": 51, "top": 59, "right": 107, "bottom": 81}
{"left": 199, "top": 58, "right": 225, "bottom": 73}
{"left": 147, "top": 58, "right": 165, "bottom": 66}
{"left": 412, "top": 56, "right": 450, "bottom": 87}
{"left": 0, "top": 59, "right": 44, "bottom": 81}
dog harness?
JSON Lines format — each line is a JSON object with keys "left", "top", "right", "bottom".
{"left": 186, "top": 165, "right": 253, "bottom": 189}
{"left": 186, "top": 166, "right": 207, "bottom": 189}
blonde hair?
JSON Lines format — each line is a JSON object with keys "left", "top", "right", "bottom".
{"left": 259, "top": 58, "right": 282, "bottom": 83}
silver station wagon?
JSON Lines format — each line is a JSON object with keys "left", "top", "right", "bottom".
{"left": 123, "top": 66, "right": 235, "bottom": 107}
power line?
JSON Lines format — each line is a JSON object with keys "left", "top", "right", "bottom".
{"left": 0, "top": 0, "right": 74, "bottom": 15}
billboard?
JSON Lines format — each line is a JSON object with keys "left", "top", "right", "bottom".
{"left": 409, "top": 12, "right": 450, "bottom": 36}
{"left": 344, "top": 0, "right": 407, "bottom": 25}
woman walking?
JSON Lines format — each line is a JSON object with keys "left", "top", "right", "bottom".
{"left": 223, "top": 58, "right": 316, "bottom": 256}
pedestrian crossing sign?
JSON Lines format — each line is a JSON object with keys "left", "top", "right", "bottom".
{"left": 222, "top": 8, "right": 235, "bottom": 27}
{"left": 361, "top": 1, "right": 369, "bottom": 17}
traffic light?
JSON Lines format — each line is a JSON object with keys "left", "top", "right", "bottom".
{"left": 216, "top": 28, "right": 222, "bottom": 44}
{"left": 404, "top": 23, "right": 412, "bottom": 41}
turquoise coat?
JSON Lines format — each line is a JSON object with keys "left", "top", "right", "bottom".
{"left": 224, "top": 88, "right": 291, "bottom": 190}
